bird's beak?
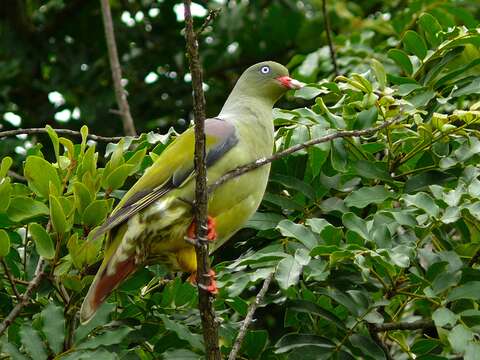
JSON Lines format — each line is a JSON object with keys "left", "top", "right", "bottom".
{"left": 276, "top": 76, "right": 305, "bottom": 90}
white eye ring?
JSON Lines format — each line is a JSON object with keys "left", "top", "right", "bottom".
{"left": 260, "top": 66, "right": 271, "bottom": 74}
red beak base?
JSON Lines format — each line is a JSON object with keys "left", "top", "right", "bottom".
{"left": 276, "top": 76, "right": 305, "bottom": 90}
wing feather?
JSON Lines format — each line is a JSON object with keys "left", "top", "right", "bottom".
{"left": 92, "top": 118, "right": 238, "bottom": 239}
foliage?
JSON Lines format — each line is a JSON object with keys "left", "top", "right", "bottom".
{"left": 1, "top": 0, "right": 480, "bottom": 359}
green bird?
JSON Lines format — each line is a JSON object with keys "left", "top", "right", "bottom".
{"left": 80, "top": 61, "right": 303, "bottom": 323}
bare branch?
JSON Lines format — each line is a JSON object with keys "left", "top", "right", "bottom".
{"left": 184, "top": 1, "right": 221, "bottom": 359}
{"left": 368, "top": 323, "right": 393, "bottom": 360}
{"left": 0, "top": 127, "right": 123, "bottom": 142}
{"left": 0, "top": 258, "right": 46, "bottom": 336}
{"left": 228, "top": 272, "right": 274, "bottom": 360}
{"left": 322, "top": 0, "right": 338, "bottom": 76}
{"left": 1, "top": 260, "right": 21, "bottom": 301}
{"left": 7, "top": 170, "right": 25, "bottom": 182}
{"left": 371, "top": 319, "right": 435, "bottom": 332}
{"left": 210, "top": 116, "right": 402, "bottom": 193}
{"left": 196, "top": 8, "right": 221, "bottom": 36}
{"left": 100, "top": 0, "right": 137, "bottom": 137}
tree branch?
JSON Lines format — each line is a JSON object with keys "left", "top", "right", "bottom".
{"left": 371, "top": 319, "right": 435, "bottom": 332}
{"left": 0, "top": 258, "right": 46, "bottom": 336}
{"left": 100, "top": 0, "right": 137, "bottom": 137}
{"left": 196, "top": 8, "right": 221, "bottom": 36}
{"left": 228, "top": 272, "right": 274, "bottom": 360}
{"left": 184, "top": 1, "right": 221, "bottom": 360}
{"left": 322, "top": 0, "right": 338, "bottom": 76}
{"left": 0, "top": 127, "right": 123, "bottom": 142}
{"left": 210, "top": 116, "right": 402, "bottom": 193}
{"left": 1, "top": 260, "right": 21, "bottom": 301}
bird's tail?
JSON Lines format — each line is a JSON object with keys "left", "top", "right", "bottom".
{"left": 79, "top": 252, "right": 137, "bottom": 324}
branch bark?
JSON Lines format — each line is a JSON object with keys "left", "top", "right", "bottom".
{"left": 322, "top": 0, "right": 338, "bottom": 76}
{"left": 1, "top": 259, "right": 21, "bottom": 300}
{"left": 0, "top": 127, "right": 123, "bottom": 142}
{"left": 0, "top": 258, "right": 46, "bottom": 336}
{"left": 100, "top": 0, "right": 137, "bottom": 137}
{"left": 371, "top": 319, "right": 435, "bottom": 332}
{"left": 228, "top": 272, "right": 274, "bottom": 360}
{"left": 183, "top": 1, "right": 221, "bottom": 360}
{"left": 210, "top": 116, "right": 402, "bottom": 193}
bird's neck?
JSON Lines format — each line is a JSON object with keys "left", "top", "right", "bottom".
{"left": 219, "top": 90, "right": 275, "bottom": 123}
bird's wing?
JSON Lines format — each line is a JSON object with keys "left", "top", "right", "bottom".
{"left": 93, "top": 118, "right": 238, "bottom": 240}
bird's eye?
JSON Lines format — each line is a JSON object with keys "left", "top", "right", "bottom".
{"left": 260, "top": 66, "right": 271, "bottom": 74}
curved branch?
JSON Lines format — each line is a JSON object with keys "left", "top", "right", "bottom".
{"left": 100, "top": 0, "right": 137, "bottom": 136}
{"left": 228, "top": 272, "right": 274, "bottom": 360}
{"left": 372, "top": 319, "right": 435, "bottom": 332}
{"left": 210, "top": 116, "right": 402, "bottom": 193}
{"left": 0, "top": 259, "right": 46, "bottom": 336}
{"left": 0, "top": 127, "right": 123, "bottom": 142}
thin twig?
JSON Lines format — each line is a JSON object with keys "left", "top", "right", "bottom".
{"left": 371, "top": 319, "right": 435, "bottom": 332}
{"left": 1, "top": 260, "right": 21, "bottom": 300}
{"left": 0, "top": 258, "right": 46, "bottom": 336}
{"left": 184, "top": 1, "right": 221, "bottom": 360}
{"left": 322, "top": 0, "right": 338, "bottom": 76}
{"left": 99, "top": 0, "right": 137, "bottom": 136}
{"left": 7, "top": 170, "right": 25, "bottom": 182}
{"left": 196, "top": 8, "right": 221, "bottom": 36}
{"left": 228, "top": 272, "right": 274, "bottom": 360}
{"left": 0, "top": 127, "right": 123, "bottom": 142}
{"left": 210, "top": 116, "right": 402, "bottom": 193}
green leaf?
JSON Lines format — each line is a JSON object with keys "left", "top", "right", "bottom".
{"left": 0, "top": 156, "right": 13, "bottom": 179}
{"left": 447, "top": 281, "right": 480, "bottom": 302}
{"left": 77, "top": 327, "right": 133, "bottom": 350}
{"left": 0, "top": 229, "right": 10, "bottom": 257}
{"left": 448, "top": 324, "right": 474, "bottom": 353}
{"left": 432, "top": 307, "right": 457, "bottom": 327}
{"left": 24, "top": 156, "right": 61, "bottom": 198}
{"left": 242, "top": 330, "right": 268, "bottom": 359}
{"left": 275, "top": 333, "right": 335, "bottom": 354}
{"left": 275, "top": 255, "right": 303, "bottom": 290}
{"left": 355, "top": 107, "right": 378, "bottom": 129}
{"left": 0, "top": 179, "right": 12, "bottom": 213}
{"left": 350, "top": 334, "right": 386, "bottom": 360}
{"left": 50, "top": 195, "right": 68, "bottom": 234}
{"left": 418, "top": 13, "right": 443, "bottom": 47}
{"left": 270, "top": 173, "right": 316, "bottom": 200}
{"left": 159, "top": 314, "right": 203, "bottom": 349}
{"left": 306, "top": 218, "right": 342, "bottom": 245}
{"left": 41, "top": 304, "right": 65, "bottom": 354}
{"left": 403, "top": 30, "right": 428, "bottom": 60}
{"left": 45, "top": 125, "right": 60, "bottom": 163}
{"left": 105, "top": 163, "right": 134, "bottom": 190}
{"left": 344, "top": 186, "right": 394, "bottom": 208}
{"left": 342, "top": 213, "right": 370, "bottom": 241}
{"left": 82, "top": 200, "right": 110, "bottom": 227}
{"left": 288, "top": 299, "right": 346, "bottom": 331}
{"left": 245, "top": 212, "right": 284, "bottom": 230}
{"left": 20, "top": 324, "right": 48, "bottom": 360}
{"left": 371, "top": 58, "right": 386, "bottom": 89}
{"left": 388, "top": 49, "right": 413, "bottom": 75}
{"left": 411, "top": 339, "right": 441, "bottom": 355}
{"left": 73, "top": 182, "right": 93, "bottom": 215}
{"left": 277, "top": 219, "right": 318, "bottom": 249}
{"left": 29, "top": 223, "right": 55, "bottom": 259}
{"left": 7, "top": 196, "right": 49, "bottom": 222}
{"left": 125, "top": 148, "right": 147, "bottom": 175}
{"left": 403, "top": 192, "right": 440, "bottom": 217}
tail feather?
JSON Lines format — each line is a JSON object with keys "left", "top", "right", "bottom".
{"left": 80, "top": 256, "right": 136, "bottom": 324}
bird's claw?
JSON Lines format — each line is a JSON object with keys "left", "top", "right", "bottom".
{"left": 188, "top": 269, "right": 218, "bottom": 295}
{"left": 186, "top": 216, "right": 217, "bottom": 245}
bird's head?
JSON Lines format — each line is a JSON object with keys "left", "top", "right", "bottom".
{"left": 233, "top": 61, "right": 304, "bottom": 103}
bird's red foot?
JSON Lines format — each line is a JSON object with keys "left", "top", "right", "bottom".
{"left": 187, "top": 269, "right": 218, "bottom": 295}
{"left": 187, "top": 216, "right": 217, "bottom": 242}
